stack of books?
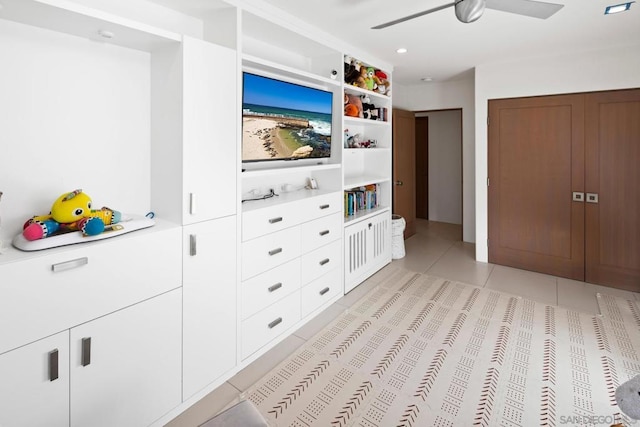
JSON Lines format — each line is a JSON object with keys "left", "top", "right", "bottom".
{"left": 344, "top": 184, "right": 378, "bottom": 217}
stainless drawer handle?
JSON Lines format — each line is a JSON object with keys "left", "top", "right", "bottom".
{"left": 81, "top": 337, "right": 91, "bottom": 367}
{"left": 319, "top": 204, "right": 330, "bottom": 210}
{"left": 268, "top": 217, "right": 283, "bottom": 224}
{"left": 49, "top": 349, "right": 59, "bottom": 381}
{"left": 52, "top": 257, "right": 88, "bottom": 273}
{"left": 268, "top": 317, "right": 283, "bottom": 329}
{"left": 268, "top": 282, "right": 283, "bottom": 293}
{"left": 319, "top": 258, "right": 330, "bottom": 266}
{"left": 319, "top": 287, "right": 330, "bottom": 296}
{"left": 268, "top": 248, "right": 283, "bottom": 256}
{"left": 319, "top": 230, "right": 330, "bottom": 236}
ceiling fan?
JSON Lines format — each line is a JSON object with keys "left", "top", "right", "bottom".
{"left": 371, "top": 0, "right": 564, "bottom": 28}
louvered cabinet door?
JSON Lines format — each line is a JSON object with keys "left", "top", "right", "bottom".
{"left": 344, "top": 211, "right": 391, "bottom": 293}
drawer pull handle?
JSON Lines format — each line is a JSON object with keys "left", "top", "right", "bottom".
{"left": 319, "top": 258, "right": 330, "bottom": 266}
{"left": 49, "top": 349, "right": 59, "bottom": 381}
{"left": 319, "top": 204, "right": 330, "bottom": 210}
{"left": 268, "top": 217, "right": 283, "bottom": 224}
{"left": 81, "top": 337, "right": 91, "bottom": 367}
{"left": 268, "top": 282, "right": 283, "bottom": 293}
{"left": 52, "top": 257, "right": 88, "bottom": 273}
{"left": 319, "top": 287, "right": 330, "bottom": 296}
{"left": 319, "top": 230, "right": 330, "bottom": 236}
{"left": 268, "top": 317, "right": 283, "bottom": 329}
{"left": 269, "top": 248, "right": 283, "bottom": 256}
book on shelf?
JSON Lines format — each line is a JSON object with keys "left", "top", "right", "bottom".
{"left": 344, "top": 184, "right": 378, "bottom": 217}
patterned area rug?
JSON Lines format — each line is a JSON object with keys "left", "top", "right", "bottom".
{"left": 241, "top": 267, "right": 640, "bottom": 426}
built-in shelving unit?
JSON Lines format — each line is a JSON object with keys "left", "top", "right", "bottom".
{"left": 0, "top": 1, "right": 394, "bottom": 425}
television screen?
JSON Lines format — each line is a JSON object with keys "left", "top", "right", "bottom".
{"left": 242, "top": 72, "right": 333, "bottom": 162}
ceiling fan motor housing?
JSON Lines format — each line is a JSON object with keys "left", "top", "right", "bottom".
{"left": 455, "top": 0, "right": 486, "bottom": 22}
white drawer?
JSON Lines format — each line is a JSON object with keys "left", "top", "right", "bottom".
{"left": 241, "top": 258, "right": 301, "bottom": 320}
{"left": 298, "top": 192, "right": 342, "bottom": 222}
{"left": 301, "top": 267, "right": 342, "bottom": 317}
{"left": 0, "top": 227, "right": 182, "bottom": 355}
{"left": 242, "top": 202, "right": 302, "bottom": 242}
{"left": 242, "top": 226, "right": 301, "bottom": 280}
{"left": 301, "top": 239, "right": 342, "bottom": 285}
{"left": 301, "top": 212, "right": 342, "bottom": 254}
{"left": 241, "top": 290, "right": 301, "bottom": 359}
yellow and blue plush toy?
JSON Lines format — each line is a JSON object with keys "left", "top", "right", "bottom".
{"left": 22, "top": 189, "right": 121, "bottom": 241}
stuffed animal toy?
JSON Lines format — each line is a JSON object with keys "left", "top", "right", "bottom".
{"left": 374, "top": 70, "right": 391, "bottom": 96}
{"left": 616, "top": 374, "right": 640, "bottom": 420}
{"left": 343, "top": 56, "right": 360, "bottom": 86}
{"left": 22, "top": 189, "right": 121, "bottom": 241}
{"left": 363, "top": 67, "right": 377, "bottom": 91}
{"left": 360, "top": 94, "right": 375, "bottom": 120}
{"left": 345, "top": 94, "right": 363, "bottom": 118}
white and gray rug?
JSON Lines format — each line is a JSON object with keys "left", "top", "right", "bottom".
{"left": 240, "top": 267, "right": 640, "bottom": 426}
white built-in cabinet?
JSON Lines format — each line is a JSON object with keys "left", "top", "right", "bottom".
{"left": 0, "top": 0, "right": 393, "bottom": 425}
{"left": 182, "top": 217, "right": 237, "bottom": 400}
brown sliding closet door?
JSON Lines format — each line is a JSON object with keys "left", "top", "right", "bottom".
{"left": 585, "top": 89, "right": 640, "bottom": 291}
{"left": 488, "top": 94, "right": 585, "bottom": 280}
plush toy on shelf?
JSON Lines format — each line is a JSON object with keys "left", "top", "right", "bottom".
{"left": 374, "top": 70, "right": 391, "bottom": 96}
{"left": 344, "top": 94, "right": 363, "bottom": 118}
{"left": 22, "top": 189, "right": 122, "bottom": 241}
{"left": 363, "top": 67, "right": 377, "bottom": 91}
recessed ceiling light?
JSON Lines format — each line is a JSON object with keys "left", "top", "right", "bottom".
{"left": 396, "top": 48, "right": 408, "bottom": 54}
{"left": 604, "top": 1, "right": 634, "bottom": 14}
{"left": 421, "top": 77, "right": 433, "bottom": 82}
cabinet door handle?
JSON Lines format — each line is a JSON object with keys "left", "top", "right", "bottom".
{"left": 49, "top": 349, "right": 59, "bottom": 381}
{"left": 268, "top": 282, "right": 283, "bottom": 293}
{"left": 52, "top": 257, "right": 88, "bottom": 273}
{"left": 586, "top": 193, "right": 599, "bottom": 203}
{"left": 572, "top": 192, "right": 585, "bottom": 202}
{"left": 190, "top": 234, "right": 197, "bottom": 256}
{"left": 319, "top": 287, "right": 330, "bottom": 296}
{"left": 268, "top": 217, "right": 283, "bottom": 224}
{"left": 319, "top": 204, "right": 330, "bottom": 210}
{"left": 268, "top": 317, "right": 283, "bottom": 329}
{"left": 319, "top": 230, "right": 330, "bottom": 236}
{"left": 268, "top": 248, "right": 282, "bottom": 256}
{"left": 189, "top": 193, "right": 196, "bottom": 215}
{"left": 81, "top": 337, "right": 91, "bottom": 367}
{"left": 319, "top": 258, "right": 330, "bottom": 266}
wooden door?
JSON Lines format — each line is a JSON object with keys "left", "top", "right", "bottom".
{"left": 393, "top": 108, "right": 416, "bottom": 238}
{"left": 585, "top": 89, "right": 640, "bottom": 291}
{"left": 415, "top": 117, "right": 429, "bottom": 219}
{"left": 488, "top": 94, "right": 585, "bottom": 280}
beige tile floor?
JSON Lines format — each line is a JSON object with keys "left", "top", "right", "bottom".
{"left": 165, "top": 219, "right": 640, "bottom": 427}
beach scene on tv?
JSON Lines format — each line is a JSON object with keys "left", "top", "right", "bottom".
{"left": 242, "top": 73, "right": 333, "bottom": 161}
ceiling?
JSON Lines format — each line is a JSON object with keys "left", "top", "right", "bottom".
{"left": 257, "top": 0, "right": 639, "bottom": 85}
{"left": 149, "top": 0, "right": 639, "bottom": 85}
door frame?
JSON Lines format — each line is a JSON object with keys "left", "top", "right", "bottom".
{"left": 414, "top": 108, "right": 464, "bottom": 240}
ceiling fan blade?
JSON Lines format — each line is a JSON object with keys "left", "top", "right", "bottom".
{"left": 486, "top": 0, "right": 564, "bottom": 19}
{"left": 371, "top": 3, "right": 455, "bottom": 29}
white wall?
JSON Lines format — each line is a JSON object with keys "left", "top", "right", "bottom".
{"left": 393, "top": 76, "right": 475, "bottom": 242}
{"left": 0, "top": 19, "right": 151, "bottom": 241}
{"left": 415, "top": 110, "right": 462, "bottom": 225}
{"left": 474, "top": 43, "right": 640, "bottom": 262}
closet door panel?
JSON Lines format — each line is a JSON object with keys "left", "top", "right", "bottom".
{"left": 585, "top": 89, "right": 640, "bottom": 291}
{"left": 488, "top": 94, "right": 585, "bottom": 280}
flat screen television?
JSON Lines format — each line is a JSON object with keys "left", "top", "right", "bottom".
{"left": 242, "top": 72, "right": 333, "bottom": 163}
